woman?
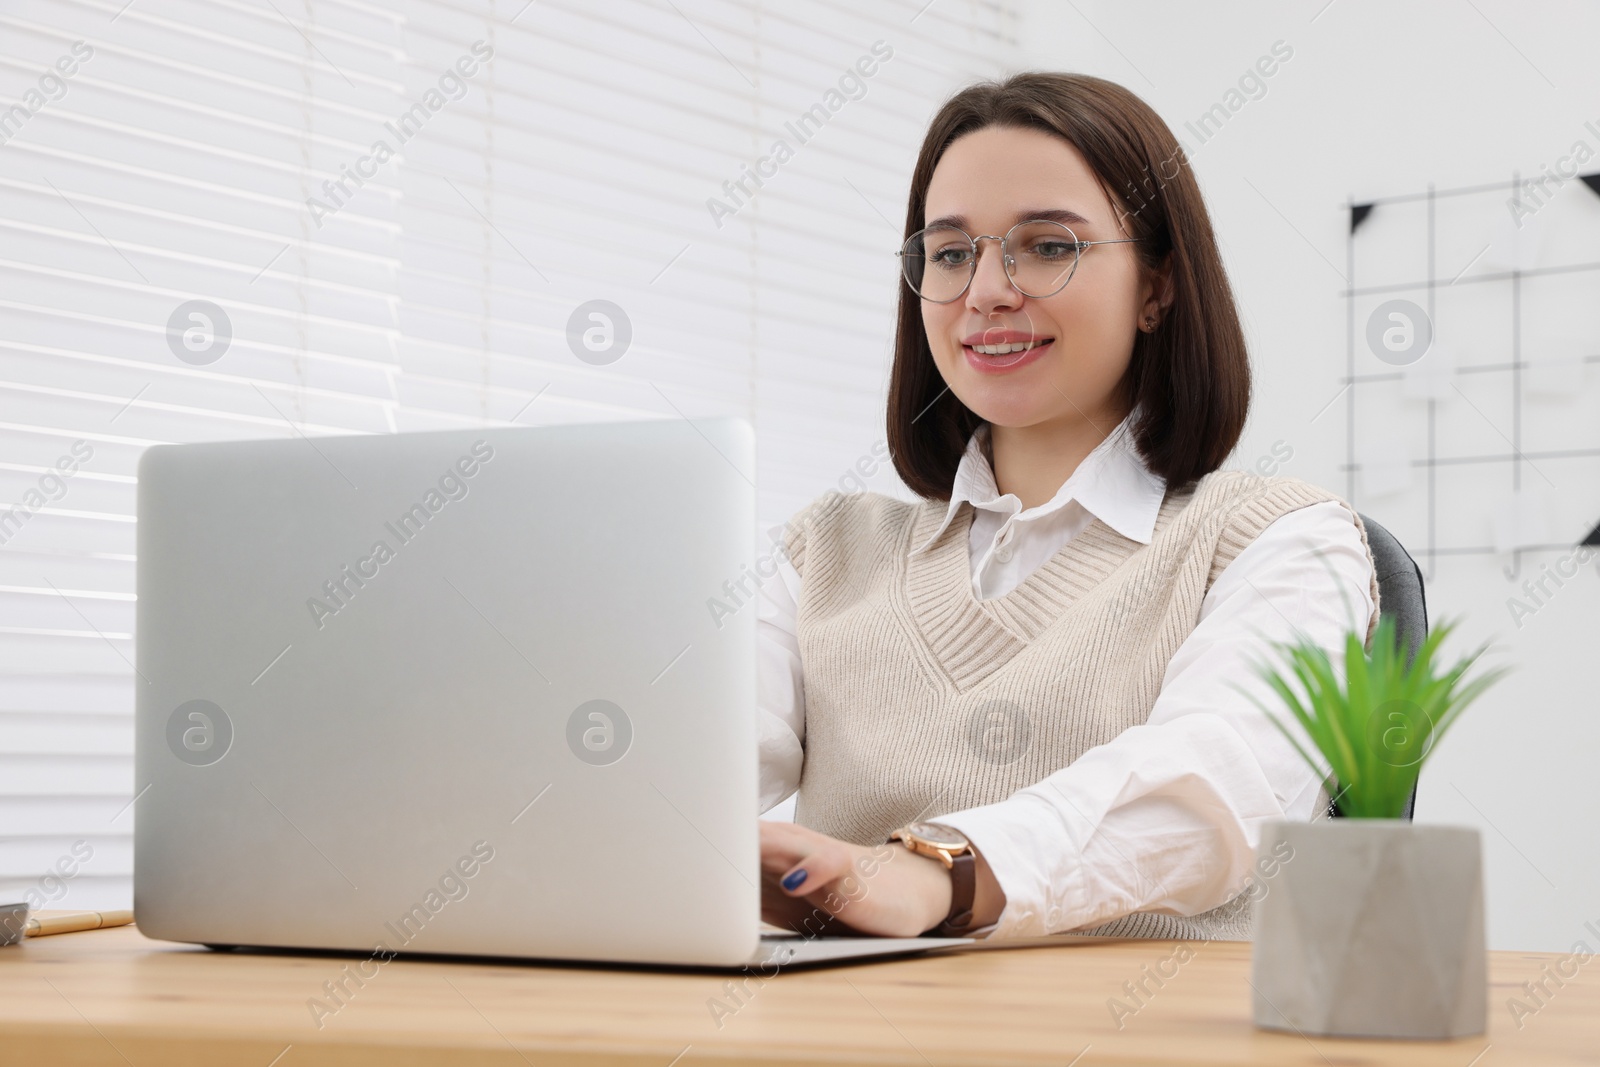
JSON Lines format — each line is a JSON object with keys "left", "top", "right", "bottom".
{"left": 756, "top": 72, "right": 1380, "bottom": 942}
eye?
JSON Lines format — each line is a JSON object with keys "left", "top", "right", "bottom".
{"left": 928, "top": 244, "right": 972, "bottom": 268}
{"left": 1027, "top": 239, "right": 1080, "bottom": 260}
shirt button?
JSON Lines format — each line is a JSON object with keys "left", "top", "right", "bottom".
{"left": 994, "top": 545, "right": 1014, "bottom": 563}
{"left": 1047, "top": 906, "right": 1062, "bottom": 929}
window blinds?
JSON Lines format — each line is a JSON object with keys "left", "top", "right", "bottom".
{"left": 0, "top": 0, "right": 1012, "bottom": 908}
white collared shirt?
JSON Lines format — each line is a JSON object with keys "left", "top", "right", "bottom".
{"left": 756, "top": 412, "right": 1375, "bottom": 940}
{"left": 912, "top": 413, "right": 1167, "bottom": 601}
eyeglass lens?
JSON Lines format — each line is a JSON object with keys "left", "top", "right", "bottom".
{"left": 901, "top": 220, "right": 1082, "bottom": 302}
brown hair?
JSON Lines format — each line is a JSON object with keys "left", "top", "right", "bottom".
{"left": 886, "top": 72, "right": 1251, "bottom": 500}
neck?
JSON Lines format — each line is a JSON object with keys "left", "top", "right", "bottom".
{"left": 986, "top": 405, "right": 1130, "bottom": 510}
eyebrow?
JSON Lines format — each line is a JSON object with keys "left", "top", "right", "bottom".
{"left": 923, "top": 208, "right": 1094, "bottom": 231}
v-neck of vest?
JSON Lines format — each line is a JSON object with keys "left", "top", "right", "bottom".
{"left": 902, "top": 487, "right": 1187, "bottom": 691}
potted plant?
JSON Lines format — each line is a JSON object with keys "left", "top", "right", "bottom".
{"left": 1232, "top": 612, "right": 1512, "bottom": 1039}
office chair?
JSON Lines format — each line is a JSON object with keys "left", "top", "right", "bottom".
{"left": 1325, "top": 512, "right": 1428, "bottom": 821}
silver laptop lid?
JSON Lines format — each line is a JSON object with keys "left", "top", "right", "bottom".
{"left": 134, "top": 417, "right": 759, "bottom": 966}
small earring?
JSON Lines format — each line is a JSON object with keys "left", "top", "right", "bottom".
{"left": 1142, "top": 315, "right": 1157, "bottom": 332}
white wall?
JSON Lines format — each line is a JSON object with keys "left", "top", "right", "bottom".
{"left": 1007, "top": 0, "right": 1600, "bottom": 952}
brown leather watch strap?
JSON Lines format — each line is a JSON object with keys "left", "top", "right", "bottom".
{"left": 931, "top": 850, "right": 976, "bottom": 936}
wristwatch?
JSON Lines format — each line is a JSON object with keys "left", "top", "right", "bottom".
{"left": 886, "top": 820, "right": 977, "bottom": 936}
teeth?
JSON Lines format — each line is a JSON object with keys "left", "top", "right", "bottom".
{"left": 971, "top": 339, "right": 1046, "bottom": 356}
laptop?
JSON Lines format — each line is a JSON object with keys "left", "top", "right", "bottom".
{"left": 133, "top": 416, "right": 977, "bottom": 969}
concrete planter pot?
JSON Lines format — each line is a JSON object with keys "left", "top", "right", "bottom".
{"left": 1250, "top": 819, "right": 1486, "bottom": 1039}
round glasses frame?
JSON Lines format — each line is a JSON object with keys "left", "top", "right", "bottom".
{"left": 896, "top": 219, "right": 1141, "bottom": 303}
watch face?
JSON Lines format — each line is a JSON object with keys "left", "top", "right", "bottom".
{"left": 905, "top": 820, "right": 969, "bottom": 851}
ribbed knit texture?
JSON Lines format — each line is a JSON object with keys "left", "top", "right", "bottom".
{"left": 784, "top": 469, "right": 1381, "bottom": 941}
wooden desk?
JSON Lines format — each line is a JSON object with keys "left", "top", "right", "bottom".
{"left": 0, "top": 919, "right": 1592, "bottom": 1066}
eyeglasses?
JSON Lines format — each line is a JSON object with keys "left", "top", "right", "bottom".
{"left": 896, "top": 219, "right": 1140, "bottom": 303}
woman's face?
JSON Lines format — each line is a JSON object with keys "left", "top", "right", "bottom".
{"left": 919, "top": 124, "right": 1161, "bottom": 432}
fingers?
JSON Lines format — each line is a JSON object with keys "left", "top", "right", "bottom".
{"left": 757, "top": 822, "right": 855, "bottom": 899}
{"left": 756, "top": 823, "right": 944, "bottom": 939}
{"left": 757, "top": 820, "right": 820, "bottom": 878}
{"left": 779, "top": 841, "right": 853, "bottom": 898}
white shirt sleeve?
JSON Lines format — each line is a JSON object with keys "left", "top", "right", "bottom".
{"left": 937, "top": 500, "right": 1376, "bottom": 940}
{"left": 756, "top": 523, "right": 806, "bottom": 815}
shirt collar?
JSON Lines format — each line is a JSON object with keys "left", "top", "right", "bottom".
{"left": 911, "top": 407, "right": 1167, "bottom": 555}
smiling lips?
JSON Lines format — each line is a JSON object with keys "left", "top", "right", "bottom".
{"left": 961, "top": 330, "right": 1054, "bottom": 373}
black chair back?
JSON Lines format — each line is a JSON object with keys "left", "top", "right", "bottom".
{"left": 1327, "top": 512, "right": 1428, "bottom": 821}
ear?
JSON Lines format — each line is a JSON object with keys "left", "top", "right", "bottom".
{"left": 1139, "top": 252, "right": 1176, "bottom": 323}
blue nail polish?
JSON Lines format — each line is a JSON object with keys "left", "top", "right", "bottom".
{"left": 781, "top": 869, "right": 808, "bottom": 891}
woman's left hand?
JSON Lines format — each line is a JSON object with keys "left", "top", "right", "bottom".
{"left": 758, "top": 820, "right": 953, "bottom": 938}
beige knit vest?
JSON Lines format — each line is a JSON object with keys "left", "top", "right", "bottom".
{"left": 783, "top": 469, "right": 1381, "bottom": 941}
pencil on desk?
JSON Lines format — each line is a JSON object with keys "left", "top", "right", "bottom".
{"left": 24, "top": 910, "right": 135, "bottom": 937}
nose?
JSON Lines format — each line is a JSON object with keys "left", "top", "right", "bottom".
{"left": 966, "top": 235, "right": 1021, "bottom": 315}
